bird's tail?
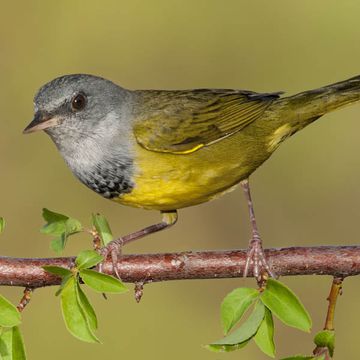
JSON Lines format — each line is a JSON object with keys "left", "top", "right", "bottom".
{"left": 275, "top": 74, "right": 360, "bottom": 126}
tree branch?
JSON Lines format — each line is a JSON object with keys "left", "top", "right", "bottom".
{"left": 0, "top": 245, "right": 359, "bottom": 288}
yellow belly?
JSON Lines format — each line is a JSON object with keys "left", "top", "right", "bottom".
{"left": 117, "top": 158, "right": 246, "bottom": 210}
{"left": 114, "top": 124, "right": 275, "bottom": 211}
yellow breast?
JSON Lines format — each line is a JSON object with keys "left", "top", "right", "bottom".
{"left": 114, "top": 133, "right": 260, "bottom": 210}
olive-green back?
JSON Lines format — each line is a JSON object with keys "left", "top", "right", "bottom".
{"left": 133, "top": 89, "right": 281, "bottom": 154}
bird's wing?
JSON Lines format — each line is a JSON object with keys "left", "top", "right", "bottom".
{"left": 132, "top": 89, "right": 281, "bottom": 154}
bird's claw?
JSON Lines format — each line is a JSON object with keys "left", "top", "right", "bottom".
{"left": 243, "top": 234, "right": 275, "bottom": 281}
{"left": 98, "top": 238, "right": 124, "bottom": 279}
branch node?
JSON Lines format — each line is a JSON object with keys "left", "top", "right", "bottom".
{"left": 88, "top": 227, "right": 102, "bottom": 251}
{"left": 134, "top": 281, "right": 145, "bottom": 303}
{"left": 17, "top": 287, "right": 33, "bottom": 313}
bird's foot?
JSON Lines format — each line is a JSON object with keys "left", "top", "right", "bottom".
{"left": 97, "top": 211, "right": 178, "bottom": 279}
{"left": 243, "top": 234, "right": 275, "bottom": 281}
{"left": 98, "top": 238, "right": 124, "bottom": 279}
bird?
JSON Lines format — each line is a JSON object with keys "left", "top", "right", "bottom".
{"left": 23, "top": 73, "right": 360, "bottom": 279}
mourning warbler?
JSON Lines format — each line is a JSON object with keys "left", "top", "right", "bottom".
{"left": 23, "top": 74, "right": 360, "bottom": 279}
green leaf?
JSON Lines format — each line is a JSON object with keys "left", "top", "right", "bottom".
{"left": 41, "top": 208, "right": 82, "bottom": 253}
{"left": 221, "top": 287, "right": 259, "bottom": 334}
{"left": 65, "top": 218, "right": 83, "bottom": 234}
{"left": 76, "top": 250, "right": 103, "bottom": 270}
{"left": 0, "top": 295, "right": 21, "bottom": 328}
{"left": 0, "top": 329, "right": 10, "bottom": 359}
{"left": 42, "top": 208, "right": 68, "bottom": 223}
{"left": 92, "top": 214, "right": 113, "bottom": 246}
{"left": 0, "top": 218, "right": 5, "bottom": 235}
{"left": 280, "top": 356, "right": 325, "bottom": 360}
{"left": 75, "top": 283, "right": 98, "bottom": 332}
{"left": 11, "top": 326, "right": 26, "bottom": 360}
{"left": 42, "top": 266, "right": 72, "bottom": 277}
{"left": 210, "top": 300, "right": 265, "bottom": 347}
{"left": 60, "top": 277, "right": 99, "bottom": 343}
{"left": 0, "top": 326, "right": 27, "bottom": 360}
{"left": 50, "top": 236, "right": 66, "bottom": 254}
{"left": 314, "top": 330, "right": 335, "bottom": 357}
{"left": 43, "top": 265, "right": 73, "bottom": 296}
{"left": 254, "top": 307, "right": 275, "bottom": 357}
{"left": 79, "top": 269, "right": 128, "bottom": 294}
{"left": 260, "top": 279, "right": 312, "bottom": 332}
{"left": 41, "top": 209, "right": 68, "bottom": 235}
{"left": 206, "top": 340, "right": 249, "bottom": 352}
{"left": 55, "top": 274, "right": 73, "bottom": 297}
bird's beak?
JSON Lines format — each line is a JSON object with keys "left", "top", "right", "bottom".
{"left": 23, "top": 111, "right": 60, "bottom": 134}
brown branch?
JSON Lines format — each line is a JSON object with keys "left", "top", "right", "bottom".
{"left": 0, "top": 246, "right": 359, "bottom": 288}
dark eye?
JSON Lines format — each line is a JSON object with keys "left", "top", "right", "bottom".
{"left": 71, "top": 93, "right": 87, "bottom": 111}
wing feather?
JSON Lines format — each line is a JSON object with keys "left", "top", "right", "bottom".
{"left": 132, "top": 89, "right": 281, "bottom": 154}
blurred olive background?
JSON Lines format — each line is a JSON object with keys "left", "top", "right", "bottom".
{"left": 0, "top": 0, "right": 360, "bottom": 359}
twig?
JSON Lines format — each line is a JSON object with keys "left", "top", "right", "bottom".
{"left": 313, "top": 277, "right": 343, "bottom": 359}
{"left": 324, "top": 277, "right": 343, "bottom": 331}
{"left": 0, "top": 246, "right": 358, "bottom": 288}
{"left": 17, "top": 287, "right": 33, "bottom": 312}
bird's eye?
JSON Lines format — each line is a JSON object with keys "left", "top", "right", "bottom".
{"left": 71, "top": 93, "right": 87, "bottom": 111}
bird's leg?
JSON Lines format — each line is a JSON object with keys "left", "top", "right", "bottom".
{"left": 99, "top": 210, "right": 178, "bottom": 278}
{"left": 240, "top": 179, "right": 274, "bottom": 280}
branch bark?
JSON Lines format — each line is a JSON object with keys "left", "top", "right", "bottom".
{"left": 0, "top": 245, "right": 359, "bottom": 288}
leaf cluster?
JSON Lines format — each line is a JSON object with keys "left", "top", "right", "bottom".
{"left": 207, "top": 278, "right": 328, "bottom": 359}
{"left": 44, "top": 250, "right": 128, "bottom": 343}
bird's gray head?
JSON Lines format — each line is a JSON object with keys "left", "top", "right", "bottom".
{"left": 24, "top": 74, "right": 132, "bottom": 153}
{"left": 24, "top": 74, "right": 135, "bottom": 199}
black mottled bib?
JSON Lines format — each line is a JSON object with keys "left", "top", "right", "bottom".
{"left": 75, "top": 159, "right": 134, "bottom": 199}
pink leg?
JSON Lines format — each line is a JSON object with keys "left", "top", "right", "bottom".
{"left": 240, "top": 179, "right": 274, "bottom": 280}
{"left": 100, "top": 210, "right": 178, "bottom": 278}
